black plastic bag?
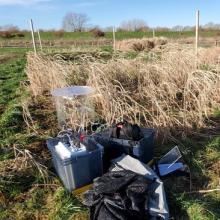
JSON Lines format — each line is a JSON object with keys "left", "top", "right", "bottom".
{"left": 83, "top": 170, "right": 153, "bottom": 220}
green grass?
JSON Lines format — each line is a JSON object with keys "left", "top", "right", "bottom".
{"left": 47, "top": 188, "right": 87, "bottom": 220}
{"left": 0, "top": 57, "right": 87, "bottom": 220}
{"left": 0, "top": 29, "right": 220, "bottom": 42}
{"left": 0, "top": 29, "right": 218, "bottom": 56}
{"left": 155, "top": 125, "right": 220, "bottom": 219}
{"left": 0, "top": 59, "right": 26, "bottom": 104}
{"left": 0, "top": 59, "right": 27, "bottom": 146}
{"left": 0, "top": 47, "right": 31, "bottom": 54}
{"left": 0, "top": 47, "right": 30, "bottom": 63}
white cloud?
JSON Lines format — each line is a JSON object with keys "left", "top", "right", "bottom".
{"left": 0, "top": 0, "right": 51, "bottom": 6}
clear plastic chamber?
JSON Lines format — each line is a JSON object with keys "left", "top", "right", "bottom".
{"left": 51, "top": 86, "right": 95, "bottom": 130}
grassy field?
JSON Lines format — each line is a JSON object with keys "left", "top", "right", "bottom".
{"left": 0, "top": 57, "right": 88, "bottom": 219}
{"left": 0, "top": 29, "right": 220, "bottom": 42}
{"left": 0, "top": 43, "right": 220, "bottom": 219}
{"left": 0, "top": 30, "right": 219, "bottom": 52}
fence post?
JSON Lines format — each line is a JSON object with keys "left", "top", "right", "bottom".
{"left": 37, "top": 29, "right": 43, "bottom": 52}
{"left": 30, "top": 19, "right": 37, "bottom": 54}
{"left": 195, "top": 10, "right": 200, "bottom": 56}
{"left": 113, "top": 27, "right": 116, "bottom": 52}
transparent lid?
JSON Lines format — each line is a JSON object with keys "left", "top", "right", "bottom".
{"left": 158, "top": 146, "right": 182, "bottom": 164}
{"left": 51, "top": 86, "right": 95, "bottom": 99}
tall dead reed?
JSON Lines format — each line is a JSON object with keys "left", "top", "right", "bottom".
{"left": 86, "top": 49, "right": 220, "bottom": 137}
{"left": 26, "top": 46, "right": 220, "bottom": 137}
{"left": 116, "top": 37, "right": 168, "bottom": 52}
{"left": 26, "top": 53, "right": 71, "bottom": 96}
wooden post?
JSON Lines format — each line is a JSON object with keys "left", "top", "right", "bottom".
{"left": 113, "top": 27, "right": 116, "bottom": 52}
{"left": 195, "top": 10, "right": 200, "bottom": 56}
{"left": 37, "top": 29, "right": 43, "bottom": 52}
{"left": 30, "top": 19, "right": 37, "bottom": 54}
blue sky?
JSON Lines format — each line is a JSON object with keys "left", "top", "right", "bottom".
{"left": 0, "top": 0, "right": 219, "bottom": 30}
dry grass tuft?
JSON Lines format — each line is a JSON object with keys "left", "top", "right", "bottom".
{"left": 86, "top": 49, "right": 220, "bottom": 137}
{"left": 0, "top": 146, "right": 50, "bottom": 184}
{"left": 116, "top": 37, "right": 168, "bottom": 52}
{"left": 26, "top": 46, "right": 220, "bottom": 138}
{"left": 199, "top": 46, "right": 220, "bottom": 66}
{"left": 26, "top": 52, "right": 108, "bottom": 96}
{"left": 26, "top": 53, "right": 71, "bottom": 96}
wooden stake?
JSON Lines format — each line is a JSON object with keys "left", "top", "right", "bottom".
{"left": 30, "top": 19, "right": 37, "bottom": 54}
{"left": 113, "top": 27, "right": 116, "bottom": 52}
{"left": 195, "top": 10, "right": 200, "bottom": 56}
{"left": 37, "top": 29, "right": 43, "bottom": 52}
{"left": 153, "top": 29, "right": 155, "bottom": 38}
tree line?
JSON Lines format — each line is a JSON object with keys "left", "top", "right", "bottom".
{"left": 1, "top": 11, "right": 220, "bottom": 39}
{"left": 60, "top": 12, "right": 220, "bottom": 32}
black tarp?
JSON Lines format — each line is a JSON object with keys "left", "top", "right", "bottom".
{"left": 83, "top": 170, "right": 154, "bottom": 220}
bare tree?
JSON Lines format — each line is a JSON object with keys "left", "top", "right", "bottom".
{"left": 182, "top": 26, "right": 194, "bottom": 31}
{"left": 62, "top": 12, "right": 89, "bottom": 32}
{"left": 120, "top": 19, "right": 148, "bottom": 31}
{"left": 203, "top": 22, "right": 220, "bottom": 30}
{"left": 172, "top": 25, "right": 184, "bottom": 32}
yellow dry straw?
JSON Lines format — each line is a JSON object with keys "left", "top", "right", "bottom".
{"left": 26, "top": 45, "right": 220, "bottom": 137}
